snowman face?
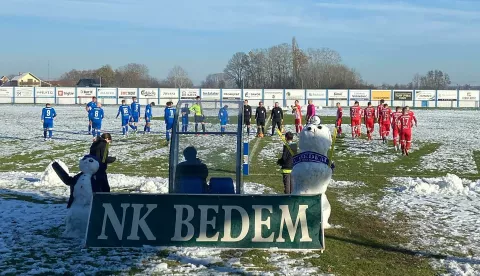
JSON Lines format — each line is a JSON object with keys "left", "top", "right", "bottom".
{"left": 298, "top": 124, "right": 332, "bottom": 155}
{"left": 79, "top": 156, "right": 100, "bottom": 175}
{"left": 308, "top": 115, "right": 321, "bottom": 126}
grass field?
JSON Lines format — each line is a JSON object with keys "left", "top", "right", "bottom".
{"left": 0, "top": 105, "right": 479, "bottom": 275}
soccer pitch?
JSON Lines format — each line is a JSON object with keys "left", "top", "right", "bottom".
{"left": 0, "top": 104, "right": 479, "bottom": 275}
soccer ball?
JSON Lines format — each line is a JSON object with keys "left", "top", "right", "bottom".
{"left": 258, "top": 133, "right": 264, "bottom": 138}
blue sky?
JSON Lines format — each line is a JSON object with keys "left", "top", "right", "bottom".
{"left": 1, "top": 0, "right": 479, "bottom": 86}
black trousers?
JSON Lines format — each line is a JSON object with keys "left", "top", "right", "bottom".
{"left": 283, "top": 173, "right": 292, "bottom": 194}
{"left": 95, "top": 164, "right": 110, "bottom": 192}
{"left": 272, "top": 120, "right": 282, "bottom": 135}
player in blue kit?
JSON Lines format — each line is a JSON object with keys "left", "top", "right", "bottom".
{"left": 129, "top": 97, "right": 141, "bottom": 133}
{"left": 89, "top": 102, "right": 104, "bottom": 138}
{"left": 181, "top": 103, "right": 190, "bottom": 132}
{"left": 218, "top": 105, "right": 229, "bottom": 134}
{"left": 144, "top": 102, "right": 155, "bottom": 133}
{"left": 85, "top": 96, "right": 97, "bottom": 134}
{"left": 164, "top": 101, "right": 176, "bottom": 142}
{"left": 41, "top": 103, "right": 57, "bottom": 141}
{"left": 116, "top": 100, "right": 132, "bottom": 137}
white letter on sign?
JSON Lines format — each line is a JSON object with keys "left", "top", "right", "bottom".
{"left": 127, "top": 204, "right": 157, "bottom": 241}
{"left": 197, "top": 205, "right": 219, "bottom": 242}
{"left": 221, "top": 206, "right": 249, "bottom": 242}
{"left": 252, "top": 205, "right": 274, "bottom": 242}
{"left": 98, "top": 203, "right": 130, "bottom": 240}
{"left": 171, "top": 205, "right": 195, "bottom": 241}
{"left": 276, "top": 205, "right": 312, "bottom": 242}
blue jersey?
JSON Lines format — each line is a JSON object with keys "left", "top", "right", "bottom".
{"left": 218, "top": 108, "right": 228, "bottom": 122}
{"left": 89, "top": 107, "right": 104, "bottom": 122}
{"left": 117, "top": 105, "right": 131, "bottom": 118}
{"left": 41, "top": 107, "right": 57, "bottom": 121}
{"left": 145, "top": 104, "right": 153, "bottom": 119}
{"left": 86, "top": 101, "right": 97, "bottom": 112}
{"left": 131, "top": 102, "right": 141, "bottom": 117}
{"left": 164, "top": 106, "right": 176, "bottom": 123}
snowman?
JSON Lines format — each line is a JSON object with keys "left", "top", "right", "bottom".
{"left": 291, "top": 123, "right": 334, "bottom": 229}
{"left": 52, "top": 155, "right": 103, "bottom": 238}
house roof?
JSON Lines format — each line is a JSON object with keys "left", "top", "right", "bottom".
{"left": 11, "top": 72, "right": 41, "bottom": 82}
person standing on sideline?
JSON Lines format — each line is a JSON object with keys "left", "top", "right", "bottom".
{"left": 89, "top": 133, "right": 116, "bottom": 192}
{"left": 144, "top": 102, "right": 155, "bottom": 133}
{"left": 189, "top": 96, "right": 205, "bottom": 135}
{"left": 181, "top": 103, "right": 190, "bottom": 132}
{"left": 41, "top": 103, "right": 57, "bottom": 141}
{"left": 164, "top": 101, "right": 176, "bottom": 143}
{"left": 306, "top": 100, "right": 316, "bottom": 122}
{"left": 336, "top": 102, "right": 343, "bottom": 136}
{"left": 271, "top": 102, "right": 283, "bottom": 136}
{"left": 89, "top": 102, "right": 104, "bottom": 138}
{"left": 292, "top": 100, "right": 303, "bottom": 135}
{"left": 218, "top": 105, "right": 229, "bottom": 134}
{"left": 85, "top": 96, "right": 97, "bottom": 135}
{"left": 255, "top": 102, "right": 267, "bottom": 137}
{"left": 277, "top": 132, "right": 297, "bottom": 194}
{"left": 243, "top": 100, "right": 252, "bottom": 136}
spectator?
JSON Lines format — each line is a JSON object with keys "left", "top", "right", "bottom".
{"left": 89, "top": 133, "right": 116, "bottom": 192}
{"left": 175, "top": 146, "right": 209, "bottom": 192}
{"left": 306, "top": 100, "right": 316, "bottom": 122}
{"left": 277, "top": 132, "right": 298, "bottom": 194}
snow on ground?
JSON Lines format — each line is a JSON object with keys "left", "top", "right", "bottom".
{"left": 379, "top": 174, "right": 480, "bottom": 275}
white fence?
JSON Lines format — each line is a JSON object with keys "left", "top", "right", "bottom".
{"left": 0, "top": 87, "right": 479, "bottom": 108}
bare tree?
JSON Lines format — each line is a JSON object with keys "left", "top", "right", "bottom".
{"left": 224, "top": 52, "right": 249, "bottom": 88}
{"left": 166, "top": 66, "right": 193, "bottom": 88}
{"left": 96, "top": 65, "right": 115, "bottom": 87}
{"left": 115, "top": 63, "right": 149, "bottom": 88}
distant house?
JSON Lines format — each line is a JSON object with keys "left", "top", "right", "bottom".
{"left": 10, "top": 72, "right": 43, "bottom": 87}
{"left": 43, "top": 80, "right": 76, "bottom": 87}
{"left": 0, "top": 76, "right": 9, "bottom": 86}
{"left": 76, "top": 78, "right": 101, "bottom": 87}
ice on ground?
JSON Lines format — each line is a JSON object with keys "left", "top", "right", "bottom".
{"left": 379, "top": 175, "right": 480, "bottom": 275}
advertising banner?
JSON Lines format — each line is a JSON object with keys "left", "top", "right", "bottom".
{"left": 118, "top": 88, "right": 137, "bottom": 98}
{"left": 306, "top": 89, "right": 327, "bottom": 99}
{"left": 0, "top": 87, "right": 13, "bottom": 97}
{"left": 263, "top": 89, "right": 283, "bottom": 100}
{"left": 201, "top": 89, "right": 221, "bottom": 99}
{"left": 371, "top": 90, "right": 391, "bottom": 101}
{"left": 243, "top": 89, "right": 262, "bottom": 100}
{"left": 285, "top": 89, "right": 305, "bottom": 100}
{"left": 393, "top": 90, "right": 413, "bottom": 101}
{"left": 222, "top": 89, "right": 241, "bottom": 100}
{"left": 459, "top": 90, "right": 479, "bottom": 101}
{"left": 15, "top": 87, "right": 34, "bottom": 97}
{"left": 34, "top": 87, "right": 55, "bottom": 98}
{"left": 180, "top": 88, "right": 199, "bottom": 99}
{"left": 328, "top": 89, "right": 348, "bottom": 100}
{"left": 97, "top": 88, "right": 117, "bottom": 98}
{"left": 57, "top": 87, "right": 76, "bottom": 97}
{"left": 160, "top": 88, "right": 179, "bottom": 99}
{"left": 86, "top": 193, "right": 323, "bottom": 249}
{"left": 437, "top": 90, "right": 457, "bottom": 101}
{"left": 78, "top": 88, "right": 96, "bottom": 97}
{"left": 349, "top": 90, "right": 370, "bottom": 101}
{"left": 139, "top": 88, "right": 158, "bottom": 99}
{"left": 415, "top": 90, "right": 435, "bottom": 101}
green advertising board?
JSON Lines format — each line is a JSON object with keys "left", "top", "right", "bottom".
{"left": 85, "top": 193, "right": 324, "bottom": 250}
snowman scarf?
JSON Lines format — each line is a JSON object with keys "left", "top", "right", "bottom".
{"left": 293, "top": 151, "right": 335, "bottom": 171}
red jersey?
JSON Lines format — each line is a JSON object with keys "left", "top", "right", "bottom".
{"left": 364, "top": 106, "right": 375, "bottom": 121}
{"left": 293, "top": 104, "right": 302, "bottom": 119}
{"left": 350, "top": 106, "right": 362, "bottom": 119}
{"left": 337, "top": 107, "right": 343, "bottom": 119}
{"left": 392, "top": 111, "right": 403, "bottom": 127}
{"left": 408, "top": 110, "right": 417, "bottom": 125}
{"left": 376, "top": 104, "right": 384, "bottom": 119}
{"left": 400, "top": 114, "right": 413, "bottom": 130}
{"left": 381, "top": 108, "right": 392, "bottom": 123}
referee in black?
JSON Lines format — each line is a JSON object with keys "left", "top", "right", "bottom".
{"left": 271, "top": 102, "right": 283, "bottom": 136}
{"left": 243, "top": 100, "right": 252, "bottom": 136}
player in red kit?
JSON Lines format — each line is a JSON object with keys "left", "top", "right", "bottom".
{"left": 336, "top": 102, "right": 343, "bottom": 136}
{"left": 405, "top": 106, "right": 418, "bottom": 127}
{"left": 291, "top": 100, "right": 303, "bottom": 135}
{"left": 391, "top": 106, "right": 403, "bottom": 151}
{"left": 380, "top": 103, "right": 392, "bottom": 144}
{"left": 376, "top": 99, "right": 385, "bottom": 137}
{"left": 363, "top": 102, "right": 375, "bottom": 141}
{"left": 350, "top": 101, "right": 362, "bottom": 139}
{"left": 400, "top": 107, "right": 414, "bottom": 156}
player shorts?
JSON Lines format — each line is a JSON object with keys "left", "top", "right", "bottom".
{"left": 401, "top": 130, "right": 412, "bottom": 144}
{"left": 336, "top": 118, "right": 342, "bottom": 127}
{"left": 130, "top": 116, "right": 139, "bottom": 123}
{"left": 220, "top": 120, "right": 228, "bottom": 126}
{"left": 294, "top": 119, "right": 302, "bottom": 125}
{"left": 91, "top": 121, "right": 102, "bottom": 130}
{"left": 351, "top": 118, "right": 361, "bottom": 126}
{"left": 145, "top": 117, "right": 151, "bottom": 123}
{"left": 365, "top": 119, "right": 374, "bottom": 131}
{"left": 244, "top": 118, "right": 251, "bottom": 126}
{"left": 382, "top": 123, "right": 391, "bottom": 134}
{"left": 166, "top": 121, "right": 174, "bottom": 131}
{"left": 122, "top": 117, "right": 130, "bottom": 126}
{"left": 256, "top": 119, "right": 265, "bottom": 126}
{"left": 182, "top": 118, "right": 189, "bottom": 125}
{"left": 392, "top": 126, "right": 400, "bottom": 138}
{"left": 194, "top": 115, "right": 204, "bottom": 123}
{"left": 43, "top": 120, "right": 53, "bottom": 129}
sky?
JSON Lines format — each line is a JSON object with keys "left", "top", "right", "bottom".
{"left": 1, "top": 0, "right": 479, "bottom": 86}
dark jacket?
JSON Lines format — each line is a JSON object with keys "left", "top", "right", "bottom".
{"left": 175, "top": 158, "right": 209, "bottom": 192}
{"left": 244, "top": 105, "right": 252, "bottom": 119}
{"left": 271, "top": 107, "right": 284, "bottom": 121}
{"left": 89, "top": 137, "right": 116, "bottom": 168}
{"left": 277, "top": 143, "right": 298, "bottom": 172}
{"left": 255, "top": 107, "right": 267, "bottom": 120}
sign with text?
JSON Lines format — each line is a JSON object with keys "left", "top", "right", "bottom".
{"left": 222, "top": 89, "right": 241, "bottom": 100}
{"left": 180, "top": 88, "right": 199, "bottom": 99}
{"left": 35, "top": 87, "right": 55, "bottom": 97}
{"left": 306, "top": 89, "right": 326, "bottom": 99}
{"left": 0, "top": 87, "right": 13, "bottom": 97}
{"left": 97, "top": 88, "right": 117, "bottom": 98}
{"left": 328, "top": 89, "right": 347, "bottom": 100}
{"left": 78, "top": 88, "right": 96, "bottom": 97}
{"left": 243, "top": 89, "right": 262, "bottom": 100}
{"left": 264, "top": 89, "right": 283, "bottom": 100}
{"left": 118, "top": 88, "right": 137, "bottom": 98}
{"left": 15, "top": 87, "right": 34, "bottom": 97}
{"left": 459, "top": 90, "right": 479, "bottom": 101}
{"left": 201, "top": 89, "right": 221, "bottom": 99}
{"left": 57, "top": 87, "right": 75, "bottom": 97}
{"left": 160, "top": 88, "right": 179, "bottom": 99}
{"left": 393, "top": 90, "right": 413, "bottom": 101}
{"left": 139, "top": 88, "right": 158, "bottom": 99}
{"left": 286, "top": 89, "right": 305, "bottom": 100}
{"left": 415, "top": 90, "right": 435, "bottom": 101}
{"left": 349, "top": 90, "right": 369, "bottom": 101}
{"left": 371, "top": 90, "right": 391, "bottom": 101}
{"left": 86, "top": 193, "right": 323, "bottom": 249}
{"left": 437, "top": 90, "right": 457, "bottom": 101}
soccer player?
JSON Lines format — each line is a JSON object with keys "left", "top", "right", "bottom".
{"left": 144, "top": 102, "right": 155, "bottom": 133}
{"left": 391, "top": 106, "right": 403, "bottom": 151}
{"left": 129, "top": 97, "right": 141, "bottom": 133}
{"left": 350, "top": 101, "right": 362, "bottom": 139}
{"left": 364, "top": 102, "right": 375, "bottom": 141}
{"left": 116, "top": 100, "right": 132, "bottom": 137}
{"left": 271, "top": 102, "right": 283, "bottom": 136}
{"left": 243, "top": 100, "right": 252, "bottom": 136}
{"left": 400, "top": 107, "right": 414, "bottom": 156}
{"left": 336, "top": 102, "right": 343, "bottom": 136}
{"left": 292, "top": 100, "right": 303, "bottom": 135}
{"left": 380, "top": 103, "right": 392, "bottom": 144}
{"left": 181, "top": 103, "right": 190, "bottom": 132}
{"left": 164, "top": 101, "right": 176, "bottom": 142}
{"left": 405, "top": 106, "right": 418, "bottom": 127}
{"left": 85, "top": 96, "right": 97, "bottom": 134}
{"left": 306, "top": 100, "right": 315, "bottom": 122}
{"left": 89, "top": 102, "right": 104, "bottom": 138}
{"left": 376, "top": 99, "right": 385, "bottom": 137}
{"left": 41, "top": 103, "right": 57, "bottom": 141}
{"left": 189, "top": 96, "right": 205, "bottom": 134}
{"left": 218, "top": 105, "right": 229, "bottom": 134}
{"left": 255, "top": 101, "right": 267, "bottom": 137}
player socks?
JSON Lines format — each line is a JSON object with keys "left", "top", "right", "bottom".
{"left": 48, "top": 130, "right": 53, "bottom": 138}
{"left": 202, "top": 124, "right": 206, "bottom": 133}
{"left": 247, "top": 126, "right": 250, "bottom": 135}
{"left": 43, "top": 130, "right": 47, "bottom": 139}
{"left": 88, "top": 125, "right": 91, "bottom": 134}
